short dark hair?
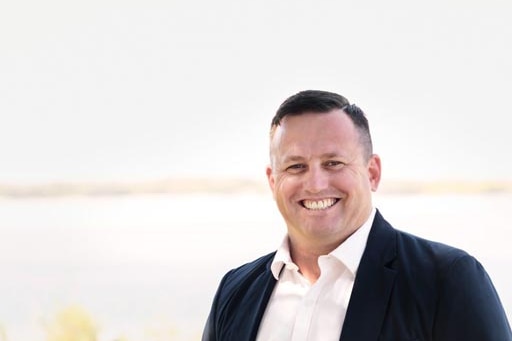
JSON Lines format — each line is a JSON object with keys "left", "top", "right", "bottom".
{"left": 270, "top": 90, "right": 373, "bottom": 158}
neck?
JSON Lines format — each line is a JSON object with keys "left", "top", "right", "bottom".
{"left": 288, "top": 238, "right": 339, "bottom": 284}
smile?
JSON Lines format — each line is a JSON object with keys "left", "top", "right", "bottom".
{"left": 301, "top": 198, "right": 339, "bottom": 210}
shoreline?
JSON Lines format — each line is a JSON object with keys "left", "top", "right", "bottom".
{"left": 1, "top": 178, "right": 511, "bottom": 198}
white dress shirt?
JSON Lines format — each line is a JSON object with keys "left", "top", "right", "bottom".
{"left": 256, "top": 208, "right": 376, "bottom": 341}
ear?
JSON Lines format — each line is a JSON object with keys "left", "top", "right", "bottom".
{"left": 367, "top": 154, "right": 382, "bottom": 192}
{"left": 266, "top": 165, "right": 276, "bottom": 197}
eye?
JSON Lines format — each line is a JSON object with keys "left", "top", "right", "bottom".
{"left": 286, "top": 164, "right": 307, "bottom": 174}
{"left": 324, "top": 160, "right": 345, "bottom": 168}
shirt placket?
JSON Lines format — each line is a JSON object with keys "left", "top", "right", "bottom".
{"left": 290, "top": 258, "right": 334, "bottom": 341}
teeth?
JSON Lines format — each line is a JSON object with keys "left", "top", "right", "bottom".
{"left": 302, "top": 198, "right": 336, "bottom": 210}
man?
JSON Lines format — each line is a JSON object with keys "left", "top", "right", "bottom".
{"left": 202, "top": 90, "right": 512, "bottom": 340}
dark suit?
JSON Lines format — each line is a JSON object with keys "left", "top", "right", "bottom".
{"left": 202, "top": 210, "right": 512, "bottom": 340}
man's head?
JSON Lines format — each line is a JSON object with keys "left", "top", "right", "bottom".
{"left": 266, "top": 90, "right": 381, "bottom": 251}
{"left": 270, "top": 90, "right": 373, "bottom": 161}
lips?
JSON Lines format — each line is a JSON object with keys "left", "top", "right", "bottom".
{"left": 301, "top": 198, "right": 338, "bottom": 210}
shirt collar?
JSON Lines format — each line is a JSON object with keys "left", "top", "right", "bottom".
{"left": 270, "top": 208, "right": 377, "bottom": 280}
{"left": 330, "top": 208, "right": 376, "bottom": 276}
{"left": 270, "top": 236, "right": 296, "bottom": 279}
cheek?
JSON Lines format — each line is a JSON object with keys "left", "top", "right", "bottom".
{"left": 333, "top": 171, "right": 370, "bottom": 194}
{"left": 274, "top": 176, "right": 297, "bottom": 200}
{"left": 331, "top": 173, "right": 356, "bottom": 188}
{"left": 274, "top": 181, "right": 288, "bottom": 200}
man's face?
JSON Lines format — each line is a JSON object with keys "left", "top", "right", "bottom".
{"left": 266, "top": 109, "right": 381, "bottom": 250}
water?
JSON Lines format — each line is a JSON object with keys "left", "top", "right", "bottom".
{"left": 1, "top": 192, "right": 511, "bottom": 340}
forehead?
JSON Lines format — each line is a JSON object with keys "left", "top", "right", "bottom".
{"left": 270, "top": 110, "right": 362, "bottom": 157}
{"left": 272, "top": 110, "right": 359, "bottom": 144}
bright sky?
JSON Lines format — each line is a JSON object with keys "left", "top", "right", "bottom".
{"left": 1, "top": 0, "right": 511, "bottom": 184}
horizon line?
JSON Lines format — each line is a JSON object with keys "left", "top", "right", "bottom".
{"left": 1, "top": 177, "right": 511, "bottom": 198}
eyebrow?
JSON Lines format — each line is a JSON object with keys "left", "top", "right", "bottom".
{"left": 282, "top": 155, "right": 306, "bottom": 164}
{"left": 321, "top": 152, "right": 341, "bottom": 159}
{"left": 282, "top": 152, "right": 344, "bottom": 163}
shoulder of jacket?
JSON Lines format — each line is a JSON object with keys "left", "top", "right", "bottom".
{"left": 394, "top": 228, "right": 472, "bottom": 270}
{"left": 226, "top": 251, "right": 276, "bottom": 281}
{"left": 217, "top": 251, "right": 276, "bottom": 295}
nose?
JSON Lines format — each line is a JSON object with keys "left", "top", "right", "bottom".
{"left": 303, "top": 164, "right": 329, "bottom": 194}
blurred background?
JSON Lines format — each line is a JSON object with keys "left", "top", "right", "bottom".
{"left": 1, "top": 0, "right": 511, "bottom": 340}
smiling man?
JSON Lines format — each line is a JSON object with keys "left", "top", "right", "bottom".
{"left": 202, "top": 90, "right": 512, "bottom": 341}
{"left": 266, "top": 103, "right": 380, "bottom": 284}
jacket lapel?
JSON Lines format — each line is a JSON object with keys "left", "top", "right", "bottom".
{"left": 244, "top": 267, "right": 278, "bottom": 341}
{"left": 340, "top": 211, "right": 397, "bottom": 341}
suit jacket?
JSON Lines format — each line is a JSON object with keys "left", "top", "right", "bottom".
{"left": 202, "top": 210, "right": 512, "bottom": 341}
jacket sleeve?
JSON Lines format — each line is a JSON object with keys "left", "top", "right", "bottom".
{"left": 433, "top": 254, "right": 512, "bottom": 340}
{"left": 202, "top": 310, "right": 215, "bottom": 341}
{"left": 201, "top": 270, "right": 233, "bottom": 341}
{"left": 202, "top": 308, "right": 216, "bottom": 341}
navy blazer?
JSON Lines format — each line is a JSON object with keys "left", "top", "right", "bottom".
{"left": 202, "top": 211, "right": 512, "bottom": 340}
